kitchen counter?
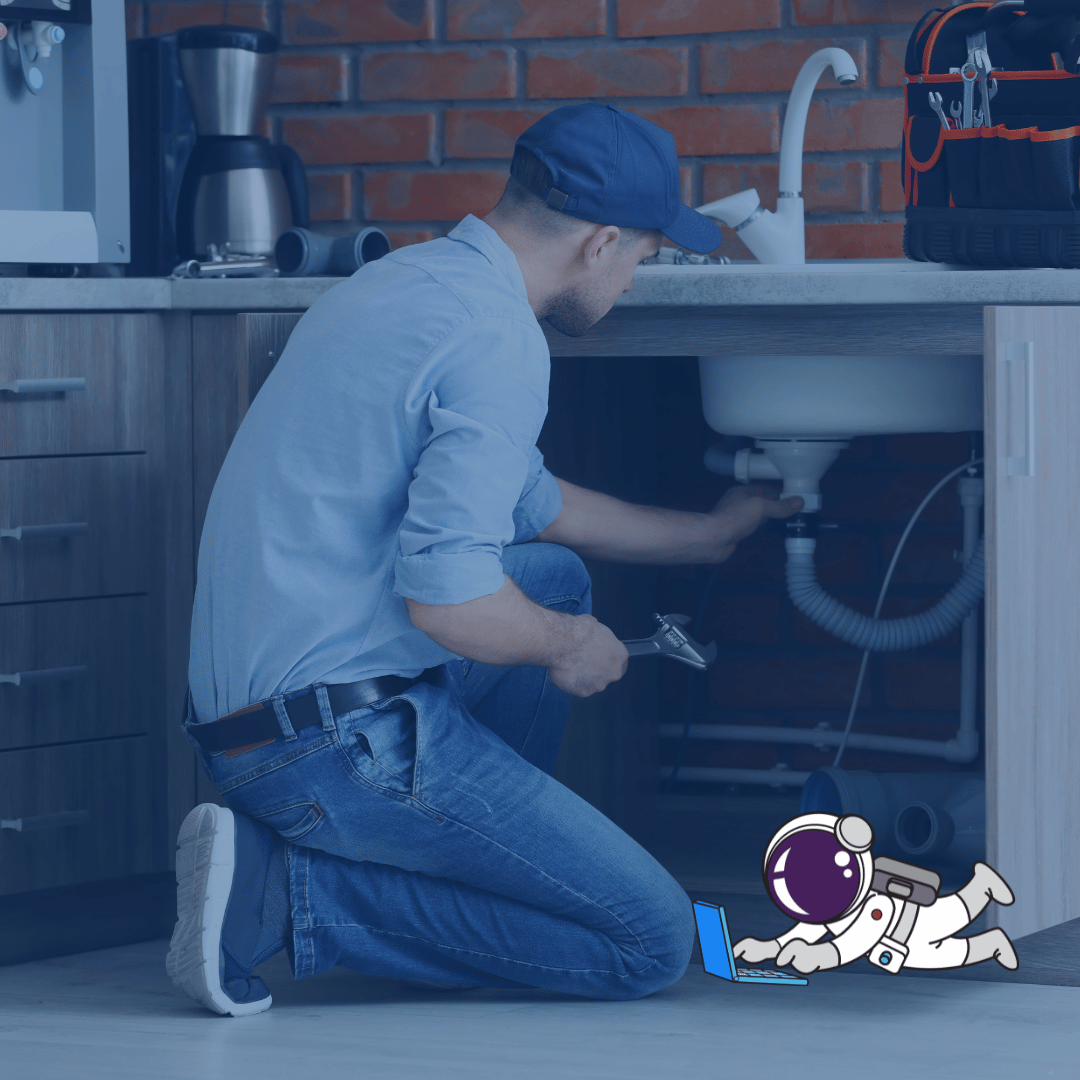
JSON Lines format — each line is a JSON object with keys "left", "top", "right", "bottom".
{"left": 3, "top": 260, "right": 1080, "bottom": 313}
{"left": 4, "top": 260, "right": 1079, "bottom": 356}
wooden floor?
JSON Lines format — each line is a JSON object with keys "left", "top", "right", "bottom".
{"left": 0, "top": 936, "right": 1075, "bottom": 1079}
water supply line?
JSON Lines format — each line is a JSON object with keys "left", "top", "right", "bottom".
{"left": 660, "top": 457, "right": 985, "bottom": 789}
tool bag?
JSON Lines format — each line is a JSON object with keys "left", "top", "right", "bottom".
{"left": 902, "top": 1, "right": 1080, "bottom": 266}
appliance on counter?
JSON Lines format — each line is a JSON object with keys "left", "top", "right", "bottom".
{"left": 0, "top": 0, "right": 130, "bottom": 267}
{"left": 128, "top": 24, "right": 308, "bottom": 276}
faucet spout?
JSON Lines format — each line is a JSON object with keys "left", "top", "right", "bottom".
{"left": 779, "top": 47, "right": 859, "bottom": 197}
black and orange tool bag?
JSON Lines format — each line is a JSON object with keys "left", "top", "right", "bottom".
{"left": 903, "top": 1, "right": 1080, "bottom": 266}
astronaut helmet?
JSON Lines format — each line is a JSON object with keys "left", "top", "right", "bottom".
{"left": 762, "top": 812, "right": 875, "bottom": 924}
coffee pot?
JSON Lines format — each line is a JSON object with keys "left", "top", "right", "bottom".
{"left": 174, "top": 25, "right": 307, "bottom": 260}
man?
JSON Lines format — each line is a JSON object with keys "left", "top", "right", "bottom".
{"left": 167, "top": 103, "right": 804, "bottom": 1017}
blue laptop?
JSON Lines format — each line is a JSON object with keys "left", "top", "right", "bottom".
{"left": 693, "top": 900, "right": 807, "bottom": 986}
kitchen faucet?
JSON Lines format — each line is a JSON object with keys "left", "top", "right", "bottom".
{"left": 695, "top": 48, "right": 859, "bottom": 263}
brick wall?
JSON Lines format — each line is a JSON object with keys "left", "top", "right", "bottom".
{"left": 125, "top": 0, "right": 948, "bottom": 256}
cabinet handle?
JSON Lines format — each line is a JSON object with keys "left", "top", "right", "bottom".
{"left": 1005, "top": 341, "right": 1035, "bottom": 478}
{"left": 0, "top": 378, "right": 87, "bottom": 393}
{"left": 2, "top": 810, "right": 90, "bottom": 831}
{"left": 1, "top": 522, "right": 89, "bottom": 540}
{"left": 0, "top": 665, "right": 89, "bottom": 686}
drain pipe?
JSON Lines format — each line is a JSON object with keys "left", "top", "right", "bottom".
{"left": 667, "top": 457, "right": 985, "bottom": 783}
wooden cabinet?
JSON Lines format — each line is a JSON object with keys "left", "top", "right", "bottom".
{"left": 0, "top": 314, "right": 170, "bottom": 918}
{"left": 984, "top": 307, "right": 1080, "bottom": 939}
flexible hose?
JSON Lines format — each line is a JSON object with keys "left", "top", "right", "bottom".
{"left": 787, "top": 532, "right": 984, "bottom": 652}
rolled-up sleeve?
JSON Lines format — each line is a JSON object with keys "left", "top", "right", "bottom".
{"left": 512, "top": 445, "right": 563, "bottom": 544}
{"left": 395, "top": 316, "right": 551, "bottom": 606}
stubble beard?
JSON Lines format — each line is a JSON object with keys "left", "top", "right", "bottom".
{"left": 541, "top": 278, "right": 609, "bottom": 338}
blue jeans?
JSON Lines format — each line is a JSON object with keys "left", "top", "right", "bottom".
{"left": 182, "top": 542, "right": 694, "bottom": 1000}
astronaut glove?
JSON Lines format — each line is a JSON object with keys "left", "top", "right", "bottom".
{"left": 732, "top": 936, "right": 781, "bottom": 963}
{"left": 776, "top": 939, "right": 841, "bottom": 974}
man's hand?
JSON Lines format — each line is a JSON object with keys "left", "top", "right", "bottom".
{"left": 548, "top": 614, "right": 628, "bottom": 698}
{"left": 708, "top": 485, "right": 804, "bottom": 562}
{"left": 732, "top": 936, "right": 781, "bottom": 963}
{"left": 775, "top": 939, "right": 841, "bottom": 974}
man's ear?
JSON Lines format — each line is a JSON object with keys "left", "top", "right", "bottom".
{"left": 582, "top": 225, "right": 621, "bottom": 268}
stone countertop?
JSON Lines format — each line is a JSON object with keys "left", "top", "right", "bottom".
{"left": 3, "top": 260, "right": 1080, "bottom": 311}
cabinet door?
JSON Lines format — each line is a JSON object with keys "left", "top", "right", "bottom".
{"left": 0, "top": 315, "right": 159, "bottom": 456}
{"left": 0, "top": 736, "right": 155, "bottom": 895}
{"left": 0, "top": 455, "right": 150, "bottom": 602}
{"left": 985, "top": 307, "right": 1080, "bottom": 939}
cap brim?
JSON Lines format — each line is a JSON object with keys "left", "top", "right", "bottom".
{"left": 662, "top": 202, "right": 722, "bottom": 254}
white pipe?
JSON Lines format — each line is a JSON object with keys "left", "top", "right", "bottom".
{"left": 955, "top": 476, "right": 983, "bottom": 759}
{"left": 658, "top": 766, "right": 811, "bottom": 787}
{"left": 658, "top": 724, "right": 972, "bottom": 762}
{"left": 779, "top": 48, "right": 859, "bottom": 195}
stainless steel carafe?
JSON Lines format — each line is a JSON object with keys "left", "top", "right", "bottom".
{"left": 175, "top": 25, "right": 304, "bottom": 259}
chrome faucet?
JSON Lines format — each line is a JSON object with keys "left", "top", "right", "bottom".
{"left": 695, "top": 48, "right": 858, "bottom": 264}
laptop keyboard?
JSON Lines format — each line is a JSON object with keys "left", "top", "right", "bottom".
{"left": 736, "top": 968, "right": 800, "bottom": 979}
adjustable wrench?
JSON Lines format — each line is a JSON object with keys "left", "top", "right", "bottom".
{"left": 621, "top": 613, "right": 717, "bottom": 671}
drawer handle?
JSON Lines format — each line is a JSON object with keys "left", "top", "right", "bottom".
{"left": 0, "top": 665, "right": 89, "bottom": 686}
{"left": 2, "top": 810, "right": 91, "bottom": 832}
{"left": 0, "top": 378, "right": 87, "bottom": 393}
{"left": 1, "top": 522, "right": 89, "bottom": 540}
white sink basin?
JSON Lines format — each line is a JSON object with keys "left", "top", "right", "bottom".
{"left": 640, "top": 258, "right": 967, "bottom": 275}
{"left": 699, "top": 353, "right": 983, "bottom": 439}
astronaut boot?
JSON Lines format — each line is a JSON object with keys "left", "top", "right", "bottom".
{"left": 957, "top": 861, "right": 1015, "bottom": 921}
{"left": 963, "top": 928, "right": 1018, "bottom": 970}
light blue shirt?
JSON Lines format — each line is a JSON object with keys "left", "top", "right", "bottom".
{"left": 188, "top": 216, "right": 563, "bottom": 723}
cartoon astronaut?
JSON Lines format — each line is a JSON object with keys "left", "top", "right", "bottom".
{"left": 734, "top": 813, "right": 1018, "bottom": 975}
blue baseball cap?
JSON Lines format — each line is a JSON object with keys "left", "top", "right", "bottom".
{"left": 513, "top": 103, "right": 721, "bottom": 254}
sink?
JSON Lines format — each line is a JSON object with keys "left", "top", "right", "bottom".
{"left": 640, "top": 258, "right": 970, "bottom": 275}
{"left": 699, "top": 353, "right": 983, "bottom": 439}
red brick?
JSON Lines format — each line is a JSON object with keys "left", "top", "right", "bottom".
{"left": 805, "top": 222, "right": 904, "bottom": 259}
{"left": 283, "top": 0, "right": 434, "bottom": 45}
{"left": 792, "top": 1, "right": 929, "bottom": 25}
{"left": 307, "top": 173, "right": 353, "bottom": 221}
{"left": 126, "top": 2, "right": 145, "bottom": 38}
{"left": 702, "top": 161, "right": 868, "bottom": 214}
{"left": 879, "top": 159, "right": 905, "bottom": 212}
{"left": 804, "top": 98, "right": 904, "bottom": 152}
{"left": 679, "top": 166, "right": 692, "bottom": 206}
{"left": 527, "top": 47, "right": 688, "bottom": 99}
{"left": 364, "top": 169, "right": 507, "bottom": 220}
{"left": 363, "top": 49, "right": 516, "bottom": 101}
{"left": 708, "top": 657, "right": 872, "bottom": 710}
{"left": 448, "top": 0, "right": 605, "bottom": 40}
{"left": 878, "top": 35, "right": 908, "bottom": 89}
{"left": 703, "top": 595, "right": 784, "bottom": 645}
{"left": 633, "top": 104, "right": 779, "bottom": 156}
{"left": 383, "top": 228, "right": 436, "bottom": 248}
{"left": 882, "top": 432, "right": 970, "bottom": 464}
{"left": 876, "top": 532, "right": 963, "bottom": 587}
{"left": 445, "top": 108, "right": 550, "bottom": 158}
{"left": 701, "top": 38, "right": 868, "bottom": 94}
{"left": 618, "top": 0, "right": 781, "bottom": 37}
{"left": 283, "top": 114, "right": 435, "bottom": 166}
{"left": 147, "top": 2, "right": 270, "bottom": 35}
{"left": 271, "top": 54, "right": 350, "bottom": 104}
{"left": 883, "top": 658, "right": 960, "bottom": 711}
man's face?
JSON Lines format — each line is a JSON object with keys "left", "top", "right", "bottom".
{"left": 543, "top": 232, "right": 661, "bottom": 338}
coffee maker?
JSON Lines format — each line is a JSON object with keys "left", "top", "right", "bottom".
{"left": 174, "top": 25, "right": 307, "bottom": 264}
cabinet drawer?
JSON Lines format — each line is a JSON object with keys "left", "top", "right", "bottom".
{"left": 0, "top": 314, "right": 160, "bottom": 456}
{"left": 0, "top": 596, "right": 155, "bottom": 750}
{"left": 0, "top": 455, "right": 150, "bottom": 602}
{"left": 0, "top": 736, "right": 154, "bottom": 896}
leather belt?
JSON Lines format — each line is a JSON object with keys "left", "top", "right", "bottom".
{"left": 188, "top": 674, "right": 425, "bottom": 755}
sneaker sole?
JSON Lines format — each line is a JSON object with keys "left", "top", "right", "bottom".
{"left": 165, "top": 803, "right": 272, "bottom": 1017}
